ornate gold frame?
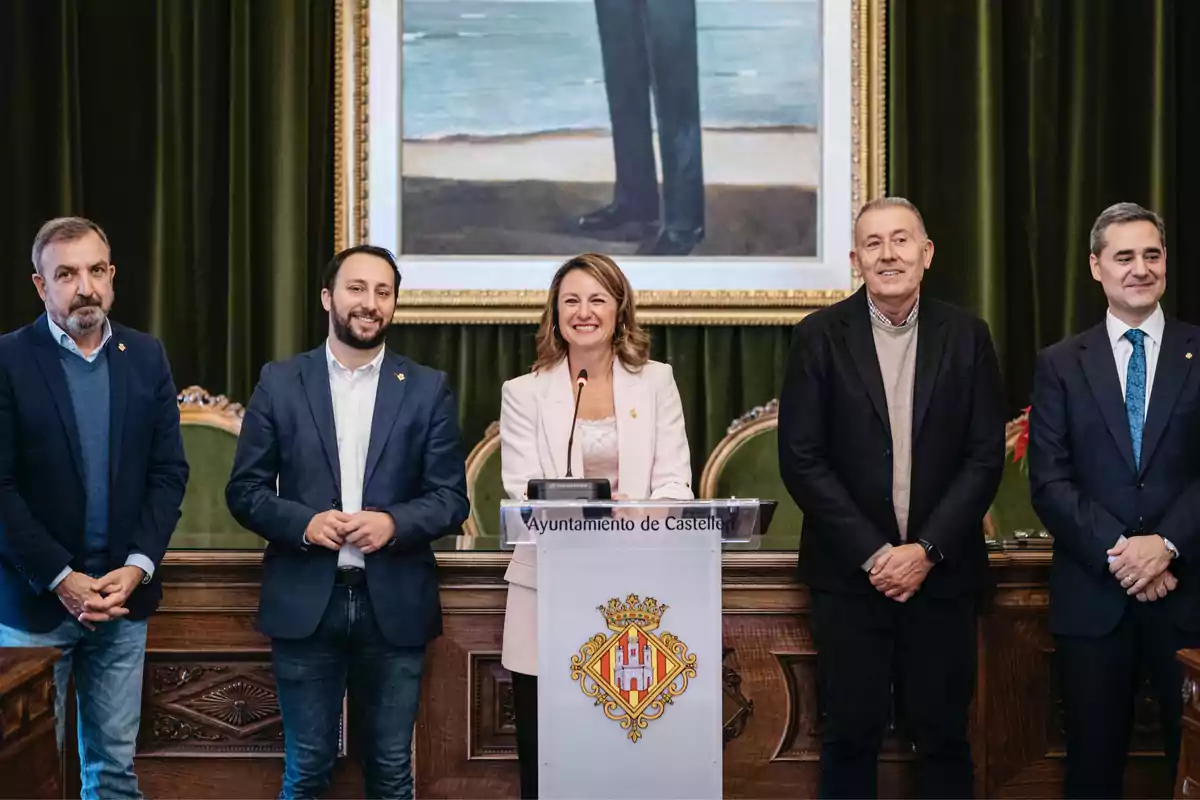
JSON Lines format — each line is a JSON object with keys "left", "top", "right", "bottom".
{"left": 334, "top": 0, "right": 887, "bottom": 324}
{"left": 177, "top": 386, "right": 245, "bottom": 436}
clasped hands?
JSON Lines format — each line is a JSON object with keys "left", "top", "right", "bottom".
{"left": 54, "top": 565, "right": 145, "bottom": 631}
{"left": 1108, "top": 534, "right": 1176, "bottom": 603}
{"left": 306, "top": 509, "right": 396, "bottom": 554}
{"left": 869, "top": 543, "right": 933, "bottom": 603}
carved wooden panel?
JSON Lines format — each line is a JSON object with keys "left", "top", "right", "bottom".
{"left": 468, "top": 653, "right": 517, "bottom": 759}
{"left": 772, "top": 652, "right": 914, "bottom": 762}
{"left": 0, "top": 648, "right": 60, "bottom": 799}
{"left": 139, "top": 657, "right": 284, "bottom": 755}
{"left": 722, "top": 647, "right": 754, "bottom": 745}
{"left": 978, "top": 592, "right": 1171, "bottom": 799}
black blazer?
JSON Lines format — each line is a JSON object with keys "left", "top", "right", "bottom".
{"left": 225, "top": 346, "right": 470, "bottom": 647}
{"left": 1029, "top": 318, "right": 1200, "bottom": 637}
{"left": 0, "top": 315, "right": 189, "bottom": 632}
{"left": 778, "top": 288, "right": 1005, "bottom": 597}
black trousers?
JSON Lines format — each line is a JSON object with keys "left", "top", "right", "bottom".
{"left": 810, "top": 590, "right": 977, "bottom": 799}
{"left": 511, "top": 671, "right": 538, "bottom": 799}
{"left": 1056, "top": 600, "right": 1200, "bottom": 799}
{"left": 592, "top": 0, "right": 704, "bottom": 233}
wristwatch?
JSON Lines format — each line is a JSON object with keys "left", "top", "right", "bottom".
{"left": 918, "top": 538, "right": 944, "bottom": 564}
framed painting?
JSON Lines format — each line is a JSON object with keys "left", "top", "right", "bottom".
{"left": 335, "top": 0, "right": 886, "bottom": 324}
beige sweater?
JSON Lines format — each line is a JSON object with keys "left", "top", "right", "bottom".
{"left": 871, "top": 313, "right": 918, "bottom": 540}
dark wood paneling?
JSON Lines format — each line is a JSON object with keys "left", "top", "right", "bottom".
{"left": 0, "top": 648, "right": 60, "bottom": 799}
{"left": 42, "top": 549, "right": 1178, "bottom": 798}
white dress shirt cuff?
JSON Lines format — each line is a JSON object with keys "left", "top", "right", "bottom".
{"left": 125, "top": 553, "right": 155, "bottom": 583}
{"left": 1164, "top": 538, "right": 1180, "bottom": 559}
{"left": 1106, "top": 535, "right": 1127, "bottom": 564}
{"left": 49, "top": 566, "right": 73, "bottom": 592}
{"left": 862, "top": 543, "right": 893, "bottom": 572}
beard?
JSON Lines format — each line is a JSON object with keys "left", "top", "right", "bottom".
{"left": 60, "top": 294, "right": 109, "bottom": 337}
{"left": 330, "top": 299, "right": 391, "bottom": 350}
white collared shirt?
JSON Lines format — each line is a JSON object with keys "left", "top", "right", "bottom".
{"left": 1103, "top": 304, "right": 1178, "bottom": 559}
{"left": 1106, "top": 304, "right": 1165, "bottom": 417}
{"left": 326, "top": 341, "right": 384, "bottom": 569}
{"left": 866, "top": 292, "right": 920, "bottom": 329}
{"left": 46, "top": 316, "right": 113, "bottom": 363}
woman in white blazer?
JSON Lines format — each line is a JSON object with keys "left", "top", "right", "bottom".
{"left": 499, "top": 253, "right": 693, "bottom": 798}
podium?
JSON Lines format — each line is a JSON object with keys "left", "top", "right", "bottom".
{"left": 501, "top": 499, "right": 768, "bottom": 799}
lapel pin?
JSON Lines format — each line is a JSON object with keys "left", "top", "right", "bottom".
{"left": 117, "top": 343, "right": 126, "bottom": 352}
{"left": 1187, "top": 353, "right": 1194, "bottom": 360}
{"left": 396, "top": 372, "right": 406, "bottom": 381}
{"left": 629, "top": 408, "right": 638, "bottom": 419}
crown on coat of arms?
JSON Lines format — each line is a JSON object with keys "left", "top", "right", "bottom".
{"left": 598, "top": 594, "right": 667, "bottom": 632}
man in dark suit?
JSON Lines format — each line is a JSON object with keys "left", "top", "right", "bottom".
{"left": 778, "top": 197, "right": 1005, "bottom": 798}
{"left": 1029, "top": 202, "right": 1200, "bottom": 798}
{"left": 0, "top": 217, "right": 189, "bottom": 799}
{"left": 226, "top": 245, "right": 469, "bottom": 799}
{"left": 577, "top": 0, "right": 704, "bottom": 255}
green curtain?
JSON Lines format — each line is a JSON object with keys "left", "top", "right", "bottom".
{"left": 890, "top": 0, "right": 1200, "bottom": 415}
{"left": 6, "top": 0, "right": 1197, "bottom": 502}
{"left": 387, "top": 324, "right": 792, "bottom": 486}
{"left": 0, "top": 0, "right": 334, "bottom": 403}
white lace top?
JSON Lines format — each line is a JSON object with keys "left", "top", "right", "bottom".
{"left": 578, "top": 417, "right": 620, "bottom": 493}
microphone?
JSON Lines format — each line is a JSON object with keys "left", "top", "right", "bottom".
{"left": 525, "top": 367, "right": 611, "bottom": 501}
{"left": 565, "top": 369, "right": 588, "bottom": 477}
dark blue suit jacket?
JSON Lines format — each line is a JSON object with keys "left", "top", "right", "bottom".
{"left": 0, "top": 315, "right": 189, "bottom": 632}
{"left": 1030, "top": 318, "right": 1200, "bottom": 637}
{"left": 225, "top": 346, "right": 469, "bottom": 647}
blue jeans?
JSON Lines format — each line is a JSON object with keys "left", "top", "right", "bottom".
{"left": 0, "top": 616, "right": 148, "bottom": 800}
{"left": 271, "top": 583, "right": 426, "bottom": 799}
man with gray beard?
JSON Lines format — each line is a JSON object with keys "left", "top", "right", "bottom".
{"left": 0, "top": 216, "right": 189, "bottom": 799}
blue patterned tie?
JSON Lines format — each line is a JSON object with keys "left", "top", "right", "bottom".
{"left": 1125, "top": 329, "right": 1147, "bottom": 469}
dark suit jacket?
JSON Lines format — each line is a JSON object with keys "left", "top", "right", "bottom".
{"left": 0, "top": 315, "right": 189, "bottom": 632}
{"left": 778, "top": 288, "right": 1005, "bottom": 597}
{"left": 225, "top": 346, "right": 470, "bottom": 647}
{"left": 1029, "top": 318, "right": 1200, "bottom": 637}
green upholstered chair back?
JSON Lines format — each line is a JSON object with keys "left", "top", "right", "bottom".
{"left": 458, "top": 421, "right": 504, "bottom": 550}
{"left": 174, "top": 387, "right": 261, "bottom": 550}
{"left": 699, "top": 400, "right": 803, "bottom": 549}
{"left": 984, "top": 411, "right": 1047, "bottom": 544}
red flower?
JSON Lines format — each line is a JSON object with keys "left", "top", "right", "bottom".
{"left": 1012, "top": 406, "right": 1031, "bottom": 464}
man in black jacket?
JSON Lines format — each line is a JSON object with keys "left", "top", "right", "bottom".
{"left": 778, "top": 197, "right": 1004, "bottom": 798}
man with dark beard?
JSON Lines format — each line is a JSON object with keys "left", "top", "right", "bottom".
{"left": 226, "top": 244, "right": 468, "bottom": 799}
{"left": 0, "top": 217, "right": 189, "bottom": 798}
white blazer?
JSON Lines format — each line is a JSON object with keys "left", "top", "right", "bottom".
{"left": 499, "top": 357, "right": 693, "bottom": 675}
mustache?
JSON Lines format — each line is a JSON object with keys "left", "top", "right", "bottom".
{"left": 70, "top": 296, "right": 102, "bottom": 312}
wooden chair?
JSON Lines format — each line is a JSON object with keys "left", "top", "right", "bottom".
{"left": 174, "top": 386, "right": 260, "bottom": 550}
{"left": 698, "top": 399, "right": 803, "bottom": 548}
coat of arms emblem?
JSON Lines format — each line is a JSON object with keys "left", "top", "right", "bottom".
{"left": 569, "top": 593, "right": 697, "bottom": 742}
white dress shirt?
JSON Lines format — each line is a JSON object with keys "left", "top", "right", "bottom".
{"left": 46, "top": 316, "right": 155, "bottom": 590}
{"left": 1106, "top": 304, "right": 1165, "bottom": 417}
{"left": 1103, "top": 304, "right": 1177, "bottom": 559}
{"left": 326, "top": 341, "right": 385, "bottom": 569}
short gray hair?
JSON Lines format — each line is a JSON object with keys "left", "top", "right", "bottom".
{"left": 1089, "top": 203, "right": 1165, "bottom": 256}
{"left": 855, "top": 196, "right": 927, "bottom": 237}
{"left": 31, "top": 217, "right": 111, "bottom": 275}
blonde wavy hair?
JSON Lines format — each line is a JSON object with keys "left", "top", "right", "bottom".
{"left": 533, "top": 253, "right": 651, "bottom": 373}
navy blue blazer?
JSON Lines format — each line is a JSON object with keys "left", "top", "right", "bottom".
{"left": 0, "top": 315, "right": 189, "bottom": 632}
{"left": 1030, "top": 318, "right": 1200, "bottom": 637}
{"left": 225, "top": 346, "right": 469, "bottom": 647}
